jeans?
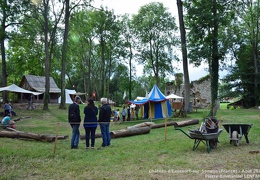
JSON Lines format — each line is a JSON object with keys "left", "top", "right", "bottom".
{"left": 70, "top": 124, "right": 80, "bottom": 148}
{"left": 100, "top": 123, "right": 110, "bottom": 147}
{"left": 85, "top": 127, "right": 97, "bottom": 147}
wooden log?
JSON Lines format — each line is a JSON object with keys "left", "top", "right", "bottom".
{"left": 126, "top": 122, "right": 155, "bottom": 129}
{"left": 80, "top": 133, "right": 102, "bottom": 140}
{"left": 110, "top": 126, "right": 151, "bottom": 139}
{"left": 57, "top": 135, "right": 69, "bottom": 140}
{"left": 0, "top": 130, "right": 68, "bottom": 142}
{"left": 13, "top": 116, "right": 31, "bottom": 122}
{"left": 173, "top": 119, "right": 199, "bottom": 127}
{"left": 151, "top": 121, "right": 176, "bottom": 129}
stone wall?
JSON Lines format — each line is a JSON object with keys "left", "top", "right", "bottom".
{"left": 166, "top": 75, "right": 211, "bottom": 108}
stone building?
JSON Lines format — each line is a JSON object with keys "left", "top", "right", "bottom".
{"left": 166, "top": 74, "right": 211, "bottom": 109}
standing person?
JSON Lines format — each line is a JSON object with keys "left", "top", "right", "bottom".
{"left": 116, "top": 109, "right": 120, "bottom": 122}
{"left": 98, "top": 98, "right": 112, "bottom": 147}
{"left": 135, "top": 106, "right": 140, "bottom": 120}
{"left": 121, "top": 106, "right": 126, "bottom": 122}
{"left": 127, "top": 106, "right": 131, "bottom": 121}
{"left": 113, "top": 110, "right": 118, "bottom": 122}
{"left": 83, "top": 98, "right": 98, "bottom": 149}
{"left": 68, "top": 96, "right": 82, "bottom": 149}
{"left": 27, "top": 94, "right": 34, "bottom": 110}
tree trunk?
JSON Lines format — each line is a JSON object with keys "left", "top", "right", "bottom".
{"left": 0, "top": 129, "right": 69, "bottom": 142}
{"left": 100, "top": 35, "right": 105, "bottom": 97}
{"left": 150, "top": 121, "right": 177, "bottom": 129}
{"left": 59, "top": 0, "right": 70, "bottom": 109}
{"left": 209, "top": 0, "right": 219, "bottom": 117}
{"left": 1, "top": 0, "right": 8, "bottom": 102}
{"left": 173, "top": 119, "right": 199, "bottom": 127}
{"left": 129, "top": 42, "right": 133, "bottom": 100}
{"left": 110, "top": 126, "right": 151, "bottom": 138}
{"left": 177, "top": 0, "right": 190, "bottom": 117}
{"left": 43, "top": 0, "right": 50, "bottom": 110}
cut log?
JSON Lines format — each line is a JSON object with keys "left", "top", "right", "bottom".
{"left": 126, "top": 122, "right": 155, "bottom": 130}
{"left": 80, "top": 133, "right": 102, "bottom": 140}
{"left": 57, "top": 135, "right": 69, "bottom": 140}
{"left": 110, "top": 126, "right": 151, "bottom": 139}
{"left": 173, "top": 119, "right": 199, "bottom": 127}
{"left": 12, "top": 116, "right": 31, "bottom": 122}
{"left": 150, "top": 121, "right": 176, "bottom": 129}
{"left": 0, "top": 130, "right": 68, "bottom": 142}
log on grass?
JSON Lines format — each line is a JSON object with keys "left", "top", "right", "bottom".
{"left": 57, "top": 135, "right": 69, "bottom": 140}
{"left": 173, "top": 119, "right": 199, "bottom": 127}
{"left": 80, "top": 133, "right": 102, "bottom": 140}
{"left": 0, "top": 130, "right": 67, "bottom": 142}
{"left": 12, "top": 116, "right": 31, "bottom": 122}
{"left": 126, "top": 122, "right": 155, "bottom": 130}
{"left": 150, "top": 121, "right": 177, "bottom": 129}
{"left": 110, "top": 126, "right": 151, "bottom": 139}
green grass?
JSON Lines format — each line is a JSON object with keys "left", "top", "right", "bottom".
{"left": 0, "top": 103, "right": 260, "bottom": 179}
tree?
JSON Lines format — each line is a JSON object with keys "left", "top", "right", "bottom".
{"left": 177, "top": 0, "right": 190, "bottom": 117}
{"left": 0, "top": 0, "right": 31, "bottom": 101}
{"left": 132, "top": 2, "right": 178, "bottom": 86}
{"left": 223, "top": 0, "right": 260, "bottom": 107}
{"left": 184, "top": 0, "right": 234, "bottom": 116}
{"left": 59, "top": 0, "right": 70, "bottom": 109}
{"left": 118, "top": 14, "right": 136, "bottom": 100}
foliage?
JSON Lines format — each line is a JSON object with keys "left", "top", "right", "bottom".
{"left": 184, "top": 0, "right": 235, "bottom": 116}
{"left": 221, "top": 0, "right": 260, "bottom": 107}
{"left": 132, "top": 2, "right": 178, "bottom": 85}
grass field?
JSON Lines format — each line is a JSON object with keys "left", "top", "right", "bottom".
{"left": 0, "top": 103, "right": 259, "bottom": 179}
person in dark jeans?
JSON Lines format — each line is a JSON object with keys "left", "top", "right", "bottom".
{"left": 68, "top": 96, "right": 81, "bottom": 149}
{"left": 98, "top": 98, "right": 112, "bottom": 147}
{"left": 84, "top": 98, "right": 98, "bottom": 149}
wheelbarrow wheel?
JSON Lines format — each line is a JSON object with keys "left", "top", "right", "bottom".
{"left": 232, "top": 131, "right": 239, "bottom": 146}
{"left": 209, "top": 139, "right": 217, "bottom": 149}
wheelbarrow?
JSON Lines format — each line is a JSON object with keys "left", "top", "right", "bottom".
{"left": 222, "top": 124, "right": 253, "bottom": 146}
{"left": 175, "top": 128, "right": 223, "bottom": 153}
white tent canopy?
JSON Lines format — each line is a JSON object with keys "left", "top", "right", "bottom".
{"left": 166, "top": 93, "right": 184, "bottom": 99}
{"left": 58, "top": 89, "right": 76, "bottom": 104}
{"left": 0, "top": 84, "right": 42, "bottom": 95}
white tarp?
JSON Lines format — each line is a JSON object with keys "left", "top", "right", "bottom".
{"left": 0, "top": 84, "right": 42, "bottom": 95}
{"left": 166, "top": 93, "right": 184, "bottom": 99}
{"left": 58, "top": 89, "right": 76, "bottom": 104}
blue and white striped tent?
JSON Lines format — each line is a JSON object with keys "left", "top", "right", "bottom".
{"left": 127, "top": 84, "right": 172, "bottom": 119}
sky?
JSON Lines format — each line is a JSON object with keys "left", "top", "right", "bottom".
{"left": 92, "top": 0, "right": 217, "bottom": 81}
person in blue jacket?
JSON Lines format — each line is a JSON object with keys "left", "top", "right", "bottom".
{"left": 84, "top": 98, "right": 98, "bottom": 149}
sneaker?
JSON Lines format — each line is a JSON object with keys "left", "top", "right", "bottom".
{"left": 91, "top": 147, "right": 95, "bottom": 149}
{"left": 86, "top": 147, "right": 89, "bottom": 149}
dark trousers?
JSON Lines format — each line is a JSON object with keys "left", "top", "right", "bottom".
{"left": 85, "top": 127, "right": 97, "bottom": 147}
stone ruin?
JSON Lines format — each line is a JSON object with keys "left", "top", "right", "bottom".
{"left": 165, "top": 74, "right": 211, "bottom": 109}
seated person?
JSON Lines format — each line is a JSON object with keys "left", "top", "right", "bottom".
{"left": 1, "top": 113, "right": 15, "bottom": 129}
